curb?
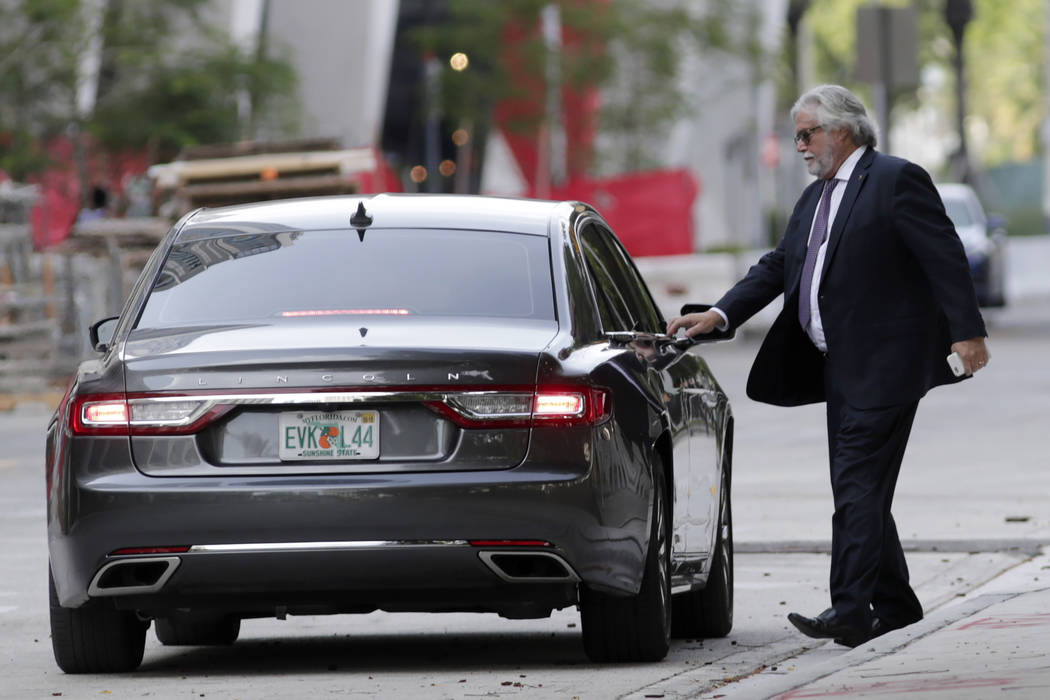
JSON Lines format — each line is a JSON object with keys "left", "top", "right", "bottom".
{"left": 713, "top": 592, "right": 1019, "bottom": 700}
{"left": 737, "top": 539, "right": 1048, "bottom": 556}
{"left": 697, "top": 547, "right": 1049, "bottom": 699}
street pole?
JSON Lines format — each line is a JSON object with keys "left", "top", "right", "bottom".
{"left": 945, "top": 0, "right": 973, "bottom": 185}
{"left": 875, "top": 5, "right": 892, "bottom": 154}
{"left": 423, "top": 55, "right": 441, "bottom": 193}
{"left": 541, "top": 4, "right": 567, "bottom": 192}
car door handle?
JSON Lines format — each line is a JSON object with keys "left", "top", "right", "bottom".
{"left": 683, "top": 387, "right": 719, "bottom": 407}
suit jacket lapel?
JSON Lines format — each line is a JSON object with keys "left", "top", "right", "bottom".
{"left": 820, "top": 148, "right": 875, "bottom": 282}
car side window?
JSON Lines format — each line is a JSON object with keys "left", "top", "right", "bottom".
{"left": 598, "top": 229, "right": 665, "bottom": 332}
{"left": 580, "top": 223, "right": 663, "bottom": 333}
{"left": 579, "top": 224, "right": 635, "bottom": 332}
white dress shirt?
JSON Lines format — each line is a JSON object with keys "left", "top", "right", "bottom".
{"left": 706, "top": 145, "right": 868, "bottom": 352}
{"left": 804, "top": 145, "right": 867, "bottom": 352}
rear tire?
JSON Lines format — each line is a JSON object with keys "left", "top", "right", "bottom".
{"left": 155, "top": 613, "right": 241, "bottom": 646}
{"left": 49, "top": 568, "right": 147, "bottom": 673}
{"left": 671, "top": 466, "right": 733, "bottom": 638}
{"left": 580, "top": 464, "right": 671, "bottom": 662}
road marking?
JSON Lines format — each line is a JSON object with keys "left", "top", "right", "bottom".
{"left": 0, "top": 459, "right": 16, "bottom": 470}
{"left": 0, "top": 606, "right": 17, "bottom": 614}
{"left": 776, "top": 676, "right": 1018, "bottom": 698}
{"left": 956, "top": 613, "right": 1050, "bottom": 630}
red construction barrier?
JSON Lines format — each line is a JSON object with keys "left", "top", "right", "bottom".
{"left": 553, "top": 168, "right": 699, "bottom": 257}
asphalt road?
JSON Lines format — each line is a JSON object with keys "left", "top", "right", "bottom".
{"left": 2, "top": 295, "right": 1046, "bottom": 699}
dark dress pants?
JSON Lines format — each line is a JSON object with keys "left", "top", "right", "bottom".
{"left": 824, "top": 366, "right": 925, "bottom": 631}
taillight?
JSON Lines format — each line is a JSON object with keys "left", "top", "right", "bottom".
{"left": 531, "top": 388, "right": 610, "bottom": 426}
{"left": 71, "top": 394, "right": 232, "bottom": 435}
{"left": 73, "top": 395, "right": 130, "bottom": 435}
{"left": 130, "top": 399, "right": 212, "bottom": 425}
{"left": 429, "top": 387, "right": 610, "bottom": 428}
{"left": 84, "top": 401, "right": 128, "bottom": 424}
{"left": 442, "top": 392, "right": 533, "bottom": 427}
{"left": 69, "top": 385, "right": 612, "bottom": 436}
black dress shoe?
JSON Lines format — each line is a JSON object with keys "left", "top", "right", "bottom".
{"left": 833, "top": 617, "right": 884, "bottom": 647}
{"left": 834, "top": 614, "right": 921, "bottom": 645}
{"left": 787, "top": 608, "right": 871, "bottom": 647}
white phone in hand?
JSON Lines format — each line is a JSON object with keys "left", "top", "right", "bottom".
{"left": 947, "top": 351, "right": 966, "bottom": 377}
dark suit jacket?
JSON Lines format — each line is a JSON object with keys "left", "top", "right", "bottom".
{"left": 716, "top": 148, "right": 987, "bottom": 410}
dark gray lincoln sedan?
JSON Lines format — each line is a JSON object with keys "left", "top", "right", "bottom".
{"left": 46, "top": 194, "right": 734, "bottom": 672}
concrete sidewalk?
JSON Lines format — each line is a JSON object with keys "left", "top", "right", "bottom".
{"left": 702, "top": 547, "right": 1050, "bottom": 699}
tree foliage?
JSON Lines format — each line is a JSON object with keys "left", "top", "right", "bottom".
{"left": 409, "top": 0, "right": 759, "bottom": 174}
{"left": 599, "top": 0, "right": 761, "bottom": 172}
{"left": 0, "top": 0, "right": 83, "bottom": 178}
{"left": 0, "top": 0, "right": 298, "bottom": 180}
{"left": 803, "top": 0, "right": 1044, "bottom": 168}
{"left": 963, "top": 0, "right": 1043, "bottom": 165}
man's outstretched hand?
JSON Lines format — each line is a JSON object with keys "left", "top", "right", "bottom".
{"left": 666, "top": 310, "right": 724, "bottom": 339}
{"left": 951, "top": 336, "right": 990, "bottom": 375}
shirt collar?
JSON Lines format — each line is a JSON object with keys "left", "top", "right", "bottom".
{"left": 831, "top": 145, "right": 867, "bottom": 184}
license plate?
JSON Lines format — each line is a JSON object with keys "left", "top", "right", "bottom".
{"left": 278, "top": 410, "right": 380, "bottom": 461}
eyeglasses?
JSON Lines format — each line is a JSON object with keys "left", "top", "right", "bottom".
{"left": 794, "top": 125, "right": 823, "bottom": 145}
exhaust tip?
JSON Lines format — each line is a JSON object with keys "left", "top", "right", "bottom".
{"left": 478, "top": 551, "right": 579, "bottom": 583}
{"left": 88, "top": 556, "right": 181, "bottom": 596}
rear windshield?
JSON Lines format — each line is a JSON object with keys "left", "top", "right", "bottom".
{"left": 136, "top": 228, "right": 555, "bottom": 329}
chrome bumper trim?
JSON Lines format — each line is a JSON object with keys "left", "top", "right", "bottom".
{"left": 126, "top": 390, "right": 521, "bottom": 428}
{"left": 187, "top": 539, "right": 471, "bottom": 554}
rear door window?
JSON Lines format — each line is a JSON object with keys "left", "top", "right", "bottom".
{"left": 597, "top": 228, "right": 664, "bottom": 332}
{"left": 579, "top": 223, "right": 663, "bottom": 333}
{"left": 136, "top": 229, "right": 555, "bottom": 328}
{"left": 579, "top": 225, "right": 635, "bottom": 332}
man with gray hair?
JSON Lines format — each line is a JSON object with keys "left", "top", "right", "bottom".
{"left": 668, "top": 84, "right": 989, "bottom": 647}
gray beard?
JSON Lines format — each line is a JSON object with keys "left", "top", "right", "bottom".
{"left": 807, "top": 151, "right": 834, "bottom": 178}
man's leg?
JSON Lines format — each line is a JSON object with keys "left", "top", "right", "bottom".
{"left": 873, "top": 513, "right": 923, "bottom": 627}
{"left": 825, "top": 385, "right": 919, "bottom": 631}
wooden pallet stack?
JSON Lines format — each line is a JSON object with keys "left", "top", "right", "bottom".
{"left": 148, "top": 139, "right": 373, "bottom": 216}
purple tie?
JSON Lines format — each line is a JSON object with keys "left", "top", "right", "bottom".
{"left": 798, "top": 178, "right": 839, "bottom": 330}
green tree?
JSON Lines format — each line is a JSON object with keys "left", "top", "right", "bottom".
{"left": 409, "top": 0, "right": 758, "bottom": 177}
{"left": 802, "top": 0, "right": 1044, "bottom": 170}
{"left": 963, "top": 0, "right": 1043, "bottom": 165}
{"left": 0, "top": 0, "right": 84, "bottom": 179}
{"left": 86, "top": 0, "right": 297, "bottom": 161}
{"left": 0, "top": 0, "right": 298, "bottom": 186}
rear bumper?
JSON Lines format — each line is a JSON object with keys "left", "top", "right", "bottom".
{"left": 50, "top": 462, "right": 650, "bottom": 611}
{"left": 90, "top": 543, "right": 581, "bottom": 620}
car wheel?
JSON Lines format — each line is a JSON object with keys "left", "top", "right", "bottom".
{"left": 671, "top": 466, "right": 734, "bottom": 638}
{"left": 155, "top": 613, "right": 241, "bottom": 646}
{"left": 580, "top": 463, "right": 671, "bottom": 662}
{"left": 49, "top": 567, "right": 147, "bottom": 673}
